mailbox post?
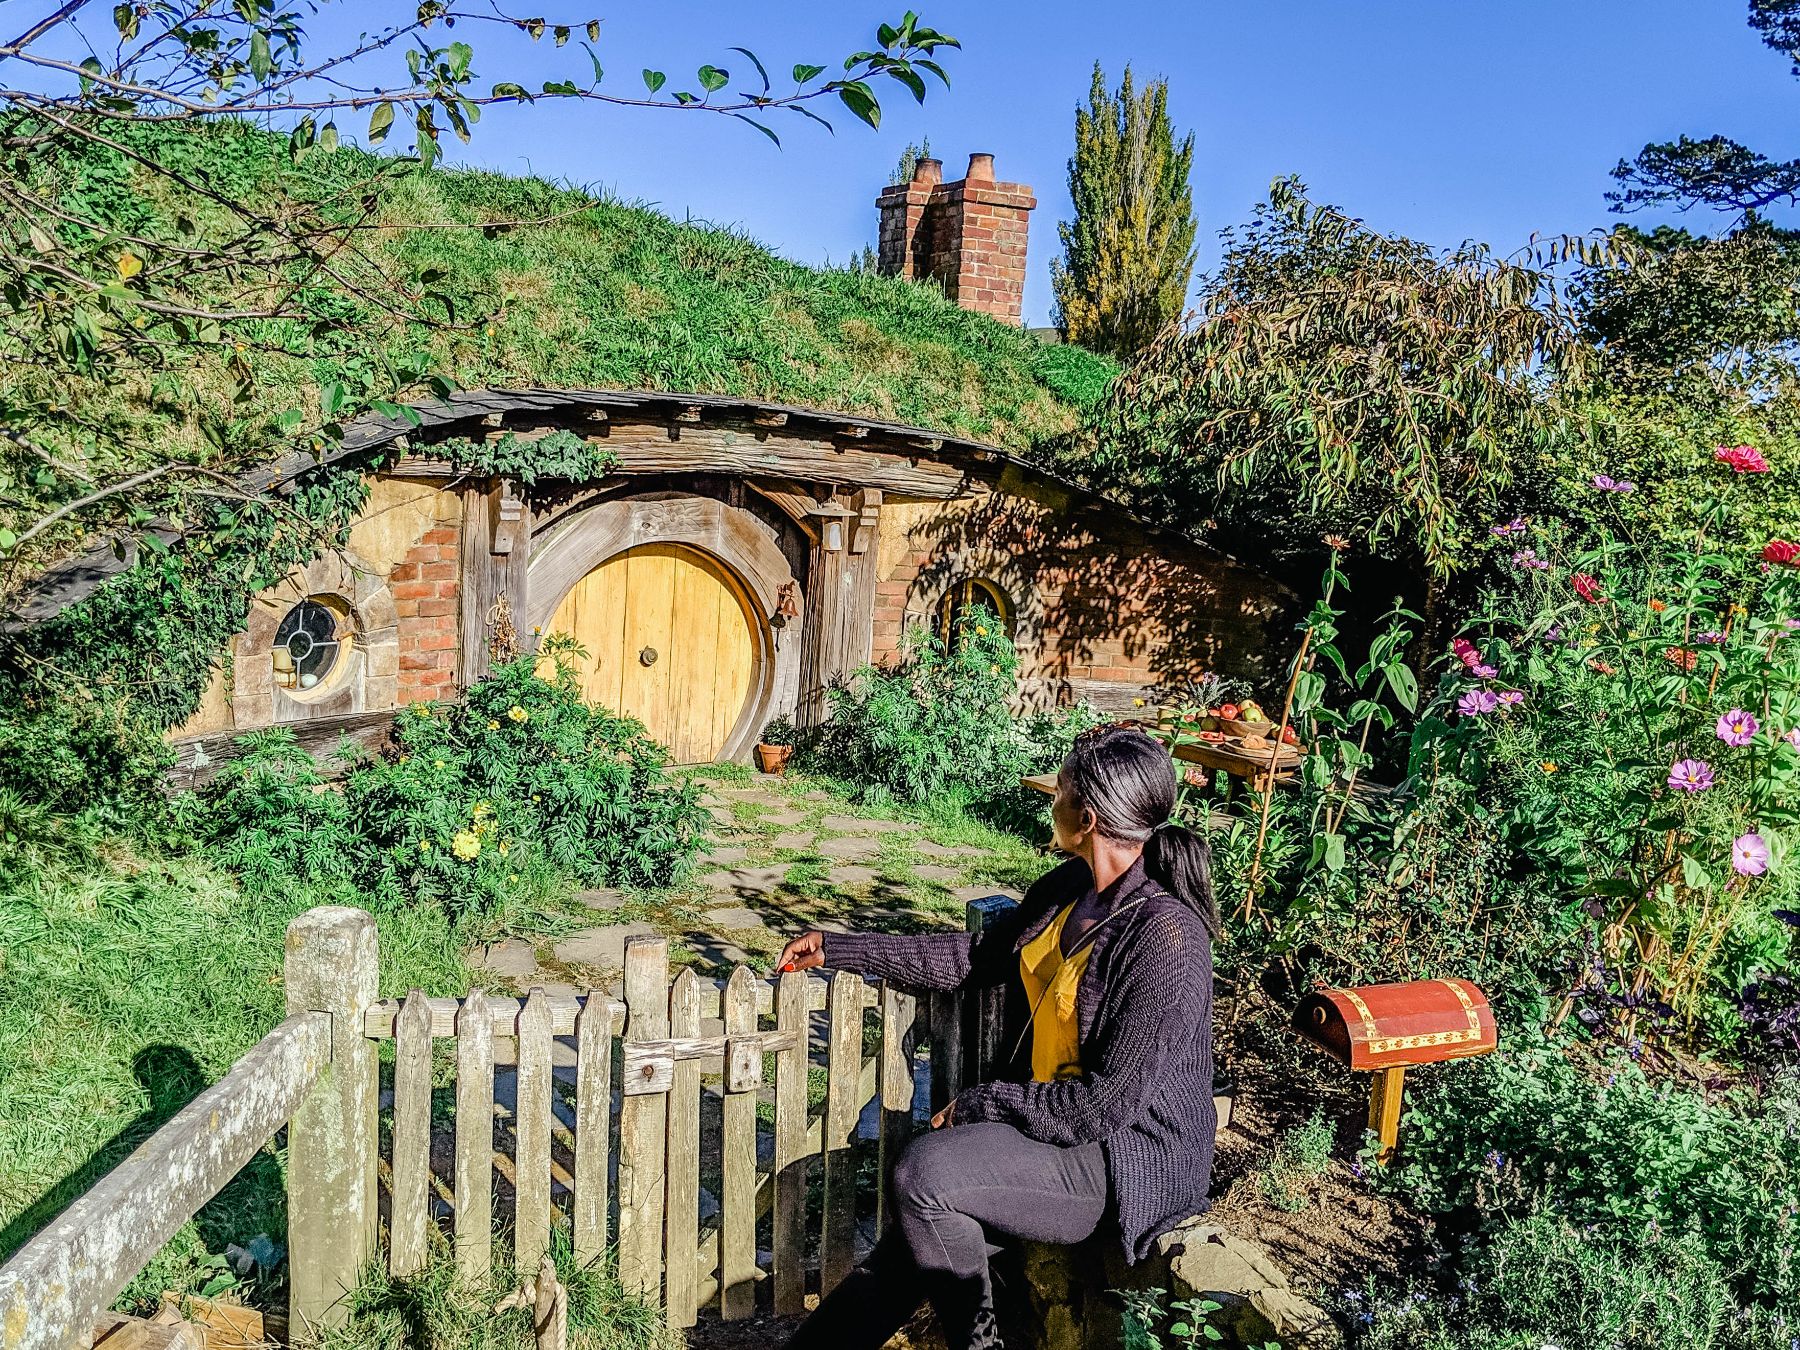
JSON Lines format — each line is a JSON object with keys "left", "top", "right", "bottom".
{"left": 1292, "top": 979, "right": 1498, "bottom": 1163}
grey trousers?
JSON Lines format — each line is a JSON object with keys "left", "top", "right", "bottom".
{"left": 786, "top": 1121, "right": 1109, "bottom": 1350}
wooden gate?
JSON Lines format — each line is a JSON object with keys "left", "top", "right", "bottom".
{"left": 365, "top": 930, "right": 1001, "bottom": 1327}
{"left": 546, "top": 543, "right": 758, "bottom": 763}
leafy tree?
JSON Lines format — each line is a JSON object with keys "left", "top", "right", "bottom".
{"left": 1049, "top": 62, "right": 1195, "bottom": 359}
{"left": 1074, "top": 179, "right": 1606, "bottom": 582}
{"left": 889, "top": 135, "right": 933, "bottom": 185}
{"left": 0, "top": 4, "right": 958, "bottom": 594}
{"left": 1610, "top": 1, "right": 1800, "bottom": 218}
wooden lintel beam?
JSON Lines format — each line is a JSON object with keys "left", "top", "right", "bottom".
{"left": 751, "top": 410, "right": 789, "bottom": 428}
{"left": 903, "top": 435, "right": 943, "bottom": 452}
{"left": 481, "top": 412, "right": 505, "bottom": 428}
{"left": 834, "top": 424, "right": 870, "bottom": 440}
{"left": 674, "top": 404, "right": 702, "bottom": 424}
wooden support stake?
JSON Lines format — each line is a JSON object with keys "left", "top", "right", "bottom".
{"left": 515, "top": 989, "right": 554, "bottom": 1273}
{"left": 454, "top": 989, "right": 495, "bottom": 1282}
{"left": 571, "top": 988, "right": 612, "bottom": 1269}
{"left": 664, "top": 970, "right": 702, "bottom": 1328}
{"left": 389, "top": 990, "right": 433, "bottom": 1277}
{"left": 286, "top": 906, "right": 379, "bottom": 1332}
{"left": 771, "top": 971, "right": 809, "bottom": 1315}
{"left": 821, "top": 972, "right": 864, "bottom": 1295}
{"left": 720, "top": 967, "right": 758, "bottom": 1320}
{"left": 1367, "top": 1066, "right": 1406, "bottom": 1164}
{"left": 618, "top": 939, "right": 669, "bottom": 1302}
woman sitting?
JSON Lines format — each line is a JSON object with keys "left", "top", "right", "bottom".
{"left": 777, "top": 723, "right": 1219, "bottom": 1350}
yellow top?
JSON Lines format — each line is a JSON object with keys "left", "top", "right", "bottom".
{"left": 1019, "top": 903, "right": 1093, "bottom": 1082}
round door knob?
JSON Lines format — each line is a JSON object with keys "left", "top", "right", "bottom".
{"left": 639, "top": 646, "right": 659, "bottom": 667}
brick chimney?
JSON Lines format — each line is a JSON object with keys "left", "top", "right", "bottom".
{"left": 876, "top": 152, "right": 1036, "bottom": 326}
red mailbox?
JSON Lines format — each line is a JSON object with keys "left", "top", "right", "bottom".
{"left": 1292, "top": 979, "right": 1498, "bottom": 1161}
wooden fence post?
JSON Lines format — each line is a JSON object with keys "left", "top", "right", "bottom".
{"left": 965, "top": 896, "right": 1015, "bottom": 1082}
{"left": 618, "top": 938, "right": 670, "bottom": 1302}
{"left": 286, "top": 906, "right": 380, "bottom": 1332}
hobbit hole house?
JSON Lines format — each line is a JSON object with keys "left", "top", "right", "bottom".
{"left": 21, "top": 156, "right": 1292, "bottom": 779}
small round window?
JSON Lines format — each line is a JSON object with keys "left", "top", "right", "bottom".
{"left": 272, "top": 597, "right": 350, "bottom": 695}
{"left": 937, "top": 577, "right": 1011, "bottom": 645}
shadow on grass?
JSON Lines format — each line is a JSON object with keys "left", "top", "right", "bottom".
{"left": 0, "top": 1045, "right": 285, "bottom": 1267}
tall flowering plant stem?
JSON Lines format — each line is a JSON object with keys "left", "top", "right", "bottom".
{"left": 1439, "top": 450, "right": 1800, "bottom": 1036}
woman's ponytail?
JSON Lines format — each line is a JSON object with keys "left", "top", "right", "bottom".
{"left": 1143, "top": 822, "right": 1221, "bottom": 938}
{"left": 1061, "top": 723, "right": 1222, "bottom": 938}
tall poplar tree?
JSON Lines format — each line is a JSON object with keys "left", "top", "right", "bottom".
{"left": 1051, "top": 63, "right": 1197, "bottom": 358}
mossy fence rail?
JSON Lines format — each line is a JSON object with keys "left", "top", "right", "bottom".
{"left": 0, "top": 898, "right": 1016, "bottom": 1347}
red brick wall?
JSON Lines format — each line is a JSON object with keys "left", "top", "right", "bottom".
{"left": 877, "top": 153, "right": 1035, "bottom": 327}
{"left": 873, "top": 497, "right": 1291, "bottom": 709}
{"left": 390, "top": 522, "right": 461, "bottom": 703}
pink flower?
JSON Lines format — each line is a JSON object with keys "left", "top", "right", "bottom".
{"left": 1784, "top": 728, "right": 1800, "bottom": 752}
{"left": 1765, "top": 540, "right": 1800, "bottom": 567}
{"left": 1593, "top": 474, "right": 1636, "bottom": 494}
{"left": 1511, "top": 548, "right": 1551, "bottom": 571}
{"left": 1472, "top": 663, "right": 1498, "bottom": 679}
{"left": 1667, "top": 759, "right": 1715, "bottom": 793}
{"left": 1573, "top": 574, "right": 1607, "bottom": 603}
{"left": 1452, "top": 638, "right": 1482, "bottom": 669}
{"left": 1717, "top": 709, "right": 1760, "bottom": 746}
{"left": 1732, "top": 832, "right": 1771, "bottom": 877}
{"left": 1490, "top": 517, "right": 1528, "bottom": 538}
{"left": 1496, "top": 689, "right": 1524, "bottom": 707}
{"left": 1457, "top": 689, "right": 1500, "bottom": 717}
{"left": 1715, "top": 444, "right": 1771, "bottom": 474}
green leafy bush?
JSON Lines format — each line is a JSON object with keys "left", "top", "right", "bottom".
{"left": 183, "top": 642, "right": 708, "bottom": 913}
{"left": 1343, "top": 1212, "right": 1788, "bottom": 1350}
{"left": 797, "top": 611, "right": 1096, "bottom": 831}
{"left": 1385, "top": 1031, "right": 1800, "bottom": 1312}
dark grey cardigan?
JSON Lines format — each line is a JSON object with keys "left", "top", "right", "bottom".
{"left": 822, "top": 855, "right": 1216, "bottom": 1262}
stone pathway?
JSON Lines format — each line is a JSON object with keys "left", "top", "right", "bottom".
{"left": 474, "top": 770, "right": 1032, "bottom": 995}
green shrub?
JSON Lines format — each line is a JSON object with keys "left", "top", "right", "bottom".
{"left": 1255, "top": 1109, "right": 1334, "bottom": 1212}
{"left": 183, "top": 641, "right": 708, "bottom": 914}
{"left": 1344, "top": 1213, "right": 1788, "bottom": 1350}
{"left": 1385, "top": 1030, "right": 1800, "bottom": 1312}
{"left": 797, "top": 610, "right": 1096, "bottom": 832}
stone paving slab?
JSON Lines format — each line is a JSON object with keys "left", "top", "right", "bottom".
{"left": 702, "top": 905, "right": 768, "bottom": 930}
{"left": 827, "top": 865, "right": 880, "bottom": 887}
{"left": 761, "top": 808, "right": 809, "bottom": 828}
{"left": 696, "top": 864, "right": 792, "bottom": 896}
{"left": 554, "top": 922, "right": 659, "bottom": 969}
{"left": 475, "top": 938, "right": 538, "bottom": 979}
{"left": 822, "top": 814, "right": 909, "bottom": 834}
{"left": 576, "top": 888, "right": 626, "bottom": 912}
{"left": 916, "top": 840, "right": 986, "bottom": 859}
{"left": 698, "top": 844, "right": 748, "bottom": 866}
{"left": 912, "top": 864, "right": 964, "bottom": 883}
{"left": 816, "top": 834, "right": 882, "bottom": 861}
{"left": 955, "top": 884, "right": 1024, "bottom": 903}
{"left": 770, "top": 832, "right": 815, "bottom": 852}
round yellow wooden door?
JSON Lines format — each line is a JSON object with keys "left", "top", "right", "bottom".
{"left": 546, "top": 543, "right": 757, "bottom": 763}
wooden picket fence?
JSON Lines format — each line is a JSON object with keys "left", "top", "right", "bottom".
{"left": 0, "top": 899, "right": 1015, "bottom": 1347}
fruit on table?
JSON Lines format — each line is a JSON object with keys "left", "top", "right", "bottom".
{"left": 1281, "top": 725, "right": 1299, "bottom": 746}
{"left": 1219, "top": 703, "right": 1239, "bottom": 719}
{"left": 1239, "top": 700, "right": 1268, "bottom": 722}
{"left": 1198, "top": 730, "right": 1227, "bottom": 742}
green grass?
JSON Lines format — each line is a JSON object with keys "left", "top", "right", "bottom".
{"left": 6, "top": 117, "right": 1118, "bottom": 551}
{"left": 0, "top": 843, "right": 491, "bottom": 1308}
{"left": 310, "top": 1237, "right": 677, "bottom": 1350}
{"left": 1254, "top": 1109, "right": 1335, "bottom": 1213}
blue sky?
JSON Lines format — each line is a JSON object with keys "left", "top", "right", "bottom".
{"left": 125, "top": 3, "right": 1800, "bottom": 323}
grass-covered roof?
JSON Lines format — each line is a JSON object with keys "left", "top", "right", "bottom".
{"left": 6, "top": 118, "right": 1113, "bottom": 505}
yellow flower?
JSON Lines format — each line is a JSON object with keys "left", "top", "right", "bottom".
{"left": 1540, "top": 761, "right": 1558, "bottom": 774}
{"left": 1132, "top": 698, "right": 1146, "bottom": 708}
{"left": 452, "top": 830, "right": 481, "bottom": 861}
{"left": 414, "top": 705, "right": 431, "bottom": 717}
{"left": 975, "top": 626, "right": 989, "bottom": 637}
{"left": 116, "top": 252, "right": 143, "bottom": 279}
{"left": 473, "top": 801, "right": 492, "bottom": 819}
{"left": 1730, "top": 603, "right": 1748, "bottom": 616}
{"left": 488, "top": 720, "right": 500, "bottom": 731}
{"left": 531, "top": 793, "right": 541, "bottom": 802}
{"left": 419, "top": 839, "right": 431, "bottom": 852}
{"left": 508, "top": 873, "right": 519, "bottom": 884}
{"left": 433, "top": 759, "right": 444, "bottom": 769}
{"left": 507, "top": 705, "right": 529, "bottom": 723}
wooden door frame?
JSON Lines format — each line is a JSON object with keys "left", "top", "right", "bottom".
{"left": 525, "top": 493, "right": 799, "bottom": 762}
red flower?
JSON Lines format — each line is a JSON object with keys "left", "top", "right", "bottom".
{"left": 1765, "top": 539, "right": 1800, "bottom": 567}
{"left": 1665, "top": 646, "right": 1698, "bottom": 672}
{"left": 1573, "top": 573, "right": 1607, "bottom": 603}
{"left": 1715, "top": 444, "right": 1772, "bottom": 474}
{"left": 1588, "top": 658, "right": 1618, "bottom": 676}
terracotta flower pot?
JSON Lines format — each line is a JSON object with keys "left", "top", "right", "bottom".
{"left": 756, "top": 742, "right": 794, "bottom": 775}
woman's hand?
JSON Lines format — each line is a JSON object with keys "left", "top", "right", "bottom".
{"left": 776, "top": 930, "right": 826, "bottom": 973}
{"left": 930, "top": 1100, "right": 956, "bottom": 1130}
